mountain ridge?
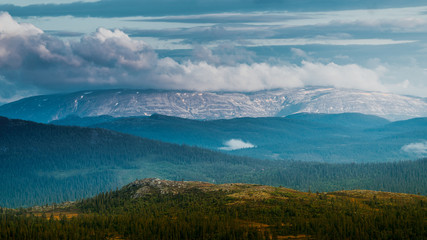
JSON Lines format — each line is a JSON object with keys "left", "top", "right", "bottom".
{"left": 50, "top": 113, "right": 426, "bottom": 162}
{"left": 1, "top": 87, "right": 427, "bottom": 123}
{"left": 2, "top": 116, "right": 427, "bottom": 208}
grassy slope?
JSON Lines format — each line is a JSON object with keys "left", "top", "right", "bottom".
{"left": 2, "top": 179, "right": 425, "bottom": 240}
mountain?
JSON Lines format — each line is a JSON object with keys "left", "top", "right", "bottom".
{"left": 0, "top": 116, "right": 268, "bottom": 207}
{"left": 1, "top": 116, "right": 427, "bottom": 208}
{"left": 284, "top": 112, "right": 390, "bottom": 129}
{"left": 2, "top": 178, "right": 426, "bottom": 239}
{"left": 1, "top": 87, "right": 427, "bottom": 123}
{"left": 51, "top": 113, "right": 427, "bottom": 162}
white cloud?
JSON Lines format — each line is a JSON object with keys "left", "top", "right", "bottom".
{"left": 126, "top": 6, "right": 427, "bottom": 31}
{"left": 152, "top": 60, "right": 387, "bottom": 92}
{"left": 402, "top": 141, "right": 427, "bottom": 155}
{"left": 192, "top": 45, "right": 255, "bottom": 66}
{"left": 0, "top": 12, "right": 43, "bottom": 37}
{"left": 2, "top": 12, "right": 424, "bottom": 103}
{"left": 291, "top": 48, "right": 310, "bottom": 59}
{"left": 73, "top": 27, "right": 157, "bottom": 70}
{"left": 244, "top": 38, "right": 415, "bottom": 47}
{"left": 247, "top": 6, "right": 427, "bottom": 31}
{"left": 219, "top": 139, "right": 255, "bottom": 151}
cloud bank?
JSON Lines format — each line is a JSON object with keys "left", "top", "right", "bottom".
{"left": 0, "top": 12, "right": 397, "bottom": 103}
{"left": 219, "top": 139, "right": 256, "bottom": 151}
{"left": 402, "top": 141, "right": 427, "bottom": 155}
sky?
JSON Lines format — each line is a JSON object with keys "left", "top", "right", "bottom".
{"left": 1, "top": 0, "right": 427, "bottom": 104}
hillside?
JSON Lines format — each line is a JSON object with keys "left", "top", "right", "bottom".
{"left": 1, "top": 87, "right": 427, "bottom": 123}
{"left": 0, "top": 116, "right": 270, "bottom": 207}
{"left": 51, "top": 113, "right": 427, "bottom": 162}
{"left": 1, "top": 116, "right": 427, "bottom": 208}
{"left": 1, "top": 178, "right": 426, "bottom": 239}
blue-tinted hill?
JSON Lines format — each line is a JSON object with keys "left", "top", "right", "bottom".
{"left": 2, "top": 116, "right": 427, "bottom": 208}
{"left": 51, "top": 113, "right": 426, "bottom": 163}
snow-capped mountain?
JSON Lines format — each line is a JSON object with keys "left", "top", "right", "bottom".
{"left": 1, "top": 87, "right": 427, "bottom": 123}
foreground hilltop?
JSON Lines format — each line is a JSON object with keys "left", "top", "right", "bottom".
{"left": 2, "top": 178, "right": 426, "bottom": 239}
{"left": 1, "top": 87, "right": 427, "bottom": 122}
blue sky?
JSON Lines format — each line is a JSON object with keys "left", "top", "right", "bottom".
{"left": 1, "top": 0, "right": 427, "bottom": 104}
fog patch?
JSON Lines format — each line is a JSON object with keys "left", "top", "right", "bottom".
{"left": 401, "top": 141, "right": 427, "bottom": 155}
{"left": 219, "top": 139, "right": 255, "bottom": 151}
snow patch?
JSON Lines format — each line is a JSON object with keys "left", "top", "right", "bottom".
{"left": 219, "top": 139, "right": 256, "bottom": 151}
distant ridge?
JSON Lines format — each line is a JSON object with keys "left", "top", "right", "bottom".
{"left": 50, "top": 113, "right": 427, "bottom": 163}
{"left": 1, "top": 87, "right": 427, "bottom": 123}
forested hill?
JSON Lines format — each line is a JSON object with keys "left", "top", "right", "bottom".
{"left": 0, "top": 116, "right": 427, "bottom": 208}
{"left": 2, "top": 178, "right": 426, "bottom": 239}
{"left": 51, "top": 113, "right": 427, "bottom": 163}
{"left": 0, "top": 116, "right": 267, "bottom": 207}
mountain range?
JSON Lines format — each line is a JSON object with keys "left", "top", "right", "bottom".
{"left": 50, "top": 113, "right": 427, "bottom": 162}
{"left": 1, "top": 87, "right": 427, "bottom": 123}
{"left": 1, "top": 116, "right": 426, "bottom": 208}
{"left": 1, "top": 86, "right": 427, "bottom": 208}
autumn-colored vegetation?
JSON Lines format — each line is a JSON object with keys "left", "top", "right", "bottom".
{"left": 1, "top": 179, "right": 426, "bottom": 239}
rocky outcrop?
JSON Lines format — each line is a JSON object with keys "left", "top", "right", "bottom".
{"left": 126, "top": 178, "right": 189, "bottom": 198}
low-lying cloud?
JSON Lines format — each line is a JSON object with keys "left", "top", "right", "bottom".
{"left": 0, "top": 12, "right": 397, "bottom": 102}
{"left": 219, "top": 139, "right": 256, "bottom": 151}
{"left": 401, "top": 141, "right": 427, "bottom": 155}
